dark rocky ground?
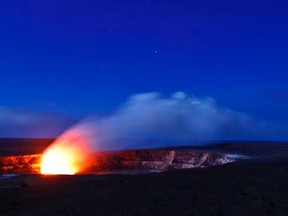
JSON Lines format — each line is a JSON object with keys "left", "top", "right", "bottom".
{"left": 0, "top": 139, "right": 288, "bottom": 216}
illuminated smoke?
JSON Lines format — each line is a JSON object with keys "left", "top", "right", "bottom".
{"left": 41, "top": 124, "right": 94, "bottom": 174}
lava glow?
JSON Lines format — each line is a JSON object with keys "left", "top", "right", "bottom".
{"left": 41, "top": 146, "right": 79, "bottom": 175}
{"left": 41, "top": 125, "right": 93, "bottom": 175}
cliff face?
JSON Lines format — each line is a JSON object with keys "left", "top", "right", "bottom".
{"left": 0, "top": 154, "right": 40, "bottom": 174}
{"left": 89, "top": 150, "right": 235, "bottom": 172}
{"left": 0, "top": 150, "right": 235, "bottom": 174}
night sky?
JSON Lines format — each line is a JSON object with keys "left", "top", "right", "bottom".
{"left": 0, "top": 0, "right": 287, "bottom": 139}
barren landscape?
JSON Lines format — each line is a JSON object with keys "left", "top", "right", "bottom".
{"left": 1, "top": 139, "right": 288, "bottom": 216}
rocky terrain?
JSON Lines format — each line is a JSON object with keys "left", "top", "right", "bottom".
{"left": 1, "top": 162, "right": 288, "bottom": 216}
{"left": 1, "top": 139, "right": 288, "bottom": 216}
{"left": 90, "top": 150, "right": 235, "bottom": 172}
{"left": 0, "top": 154, "right": 40, "bottom": 174}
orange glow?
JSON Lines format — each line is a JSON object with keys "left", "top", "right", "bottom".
{"left": 41, "top": 126, "right": 93, "bottom": 175}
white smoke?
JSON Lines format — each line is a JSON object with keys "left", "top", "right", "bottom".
{"left": 76, "top": 92, "right": 252, "bottom": 150}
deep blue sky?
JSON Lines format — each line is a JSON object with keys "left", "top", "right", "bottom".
{"left": 0, "top": 0, "right": 287, "bottom": 138}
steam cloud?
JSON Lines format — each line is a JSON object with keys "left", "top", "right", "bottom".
{"left": 73, "top": 92, "right": 252, "bottom": 150}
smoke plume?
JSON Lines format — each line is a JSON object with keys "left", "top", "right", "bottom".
{"left": 71, "top": 92, "right": 251, "bottom": 150}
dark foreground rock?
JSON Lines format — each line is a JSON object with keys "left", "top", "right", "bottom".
{"left": 0, "top": 162, "right": 288, "bottom": 216}
{"left": 1, "top": 140, "right": 288, "bottom": 215}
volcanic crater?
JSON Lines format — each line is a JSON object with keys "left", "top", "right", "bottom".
{"left": 0, "top": 149, "right": 235, "bottom": 175}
